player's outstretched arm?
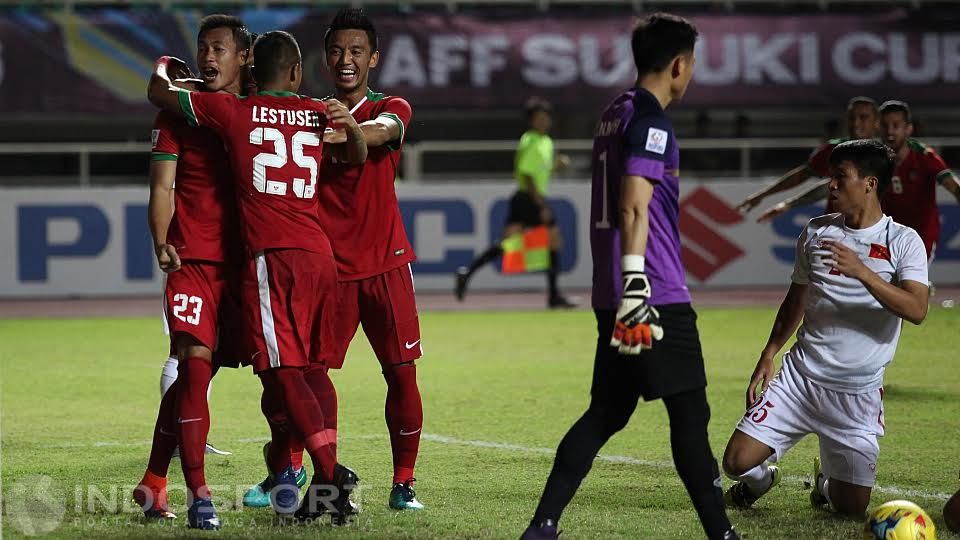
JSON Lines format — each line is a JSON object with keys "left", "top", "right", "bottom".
{"left": 756, "top": 180, "right": 831, "bottom": 223}
{"left": 822, "top": 240, "right": 928, "bottom": 324}
{"left": 147, "top": 160, "right": 180, "bottom": 273}
{"left": 940, "top": 171, "right": 960, "bottom": 205}
{"left": 736, "top": 163, "right": 814, "bottom": 213}
{"left": 147, "top": 57, "right": 192, "bottom": 116}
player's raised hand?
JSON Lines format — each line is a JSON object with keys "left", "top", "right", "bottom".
{"left": 155, "top": 56, "right": 193, "bottom": 81}
{"left": 746, "top": 356, "right": 774, "bottom": 409}
{"left": 155, "top": 244, "right": 181, "bottom": 273}
{"left": 610, "top": 258, "right": 663, "bottom": 355}
{"left": 735, "top": 195, "right": 762, "bottom": 214}
{"left": 322, "top": 99, "right": 359, "bottom": 131}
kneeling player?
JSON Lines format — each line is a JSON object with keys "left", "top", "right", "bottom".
{"left": 945, "top": 482, "right": 960, "bottom": 533}
{"left": 721, "top": 139, "right": 929, "bottom": 517}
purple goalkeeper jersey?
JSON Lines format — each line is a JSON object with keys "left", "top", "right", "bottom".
{"left": 590, "top": 87, "right": 691, "bottom": 310}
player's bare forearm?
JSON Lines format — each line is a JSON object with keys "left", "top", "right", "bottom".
{"left": 760, "top": 282, "right": 807, "bottom": 360}
{"left": 859, "top": 274, "right": 928, "bottom": 325}
{"left": 619, "top": 175, "right": 655, "bottom": 256}
{"left": 147, "top": 160, "right": 176, "bottom": 248}
{"left": 758, "top": 181, "right": 831, "bottom": 223}
{"left": 942, "top": 174, "right": 960, "bottom": 205}
{"left": 146, "top": 57, "right": 195, "bottom": 116}
{"left": 738, "top": 164, "right": 813, "bottom": 212}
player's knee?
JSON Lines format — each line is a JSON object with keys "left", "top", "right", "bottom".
{"left": 828, "top": 482, "right": 871, "bottom": 518}
{"left": 721, "top": 442, "right": 754, "bottom": 477}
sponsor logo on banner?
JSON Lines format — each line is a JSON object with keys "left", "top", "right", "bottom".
{"left": 1, "top": 184, "right": 958, "bottom": 297}
{"left": 679, "top": 188, "right": 745, "bottom": 281}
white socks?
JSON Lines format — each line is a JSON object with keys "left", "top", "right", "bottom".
{"left": 734, "top": 462, "right": 774, "bottom": 494}
{"left": 160, "top": 356, "right": 213, "bottom": 400}
{"left": 160, "top": 356, "right": 179, "bottom": 397}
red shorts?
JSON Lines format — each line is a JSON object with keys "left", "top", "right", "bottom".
{"left": 243, "top": 249, "right": 337, "bottom": 373}
{"left": 324, "top": 263, "right": 422, "bottom": 370}
{"left": 164, "top": 262, "right": 227, "bottom": 351}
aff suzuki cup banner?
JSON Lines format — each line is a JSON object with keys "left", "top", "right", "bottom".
{"left": 1, "top": 182, "right": 958, "bottom": 298}
{"left": 1, "top": 10, "right": 959, "bottom": 113}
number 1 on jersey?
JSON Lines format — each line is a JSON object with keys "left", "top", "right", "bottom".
{"left": 249, "top": 128, "right": 319, "bottom": 198}
{"left": 595, "top": 150, "right": 611, "bottom": 229}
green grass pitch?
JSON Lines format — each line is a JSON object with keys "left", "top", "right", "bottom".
{"left": 1, "top": 307, "right": 958, "bottom": 538}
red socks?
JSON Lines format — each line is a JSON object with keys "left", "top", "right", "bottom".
{"left": 146, "top": 378, "right": 179, "bottom": 478}
{"left": 177, "top": 356, "right": 213, "bottom": 501}
{"left": 305, "top": 365, "right": 338, "bottom": 463}
{"left": 384, "top": 364, "right": 423, "bottom": 484}
{"left": 259, "top": 367, "right": 336, "bottom": 482}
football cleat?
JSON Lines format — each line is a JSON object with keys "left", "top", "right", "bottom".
{"left": 295, "top": 464, "right": 361, "bottom": 525}
{"left": 520, "top": 518, "right": 560, "bottom": 539}
{"left": 810, "top": 456, "right": 829, "bottom": 508}
{"left": 724, "top": 465, "right": 780, "bottom": 508}
{"left": 389, "top": 479, "right": 424, "bottom": 510}
{"left": 455, "top": 267, "right": 469, "bottom": 301}
{"left": 243, "top": 442, "right": 308, "bottom": 508}
{"left": 548, "top": 295, "right": 578, "bottom": 309}
{"left": 132, "top": 483, "right": 176, "bottom": 521}
{"left": 187, "top": 498, "right": 221, "bottom": 530}
{"left": 270, "top": 466, "right": 301, "bottom": 516}
{"left": 171, "top": 442, "right": 231, "bottom": 458}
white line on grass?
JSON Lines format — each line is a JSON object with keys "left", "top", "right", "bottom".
{"left": 52, "top": 433, "right": 951, "bottom": 502}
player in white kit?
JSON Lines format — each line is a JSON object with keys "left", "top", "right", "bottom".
{"left": 720, "top": 139, "right": 929, "bottom": 517}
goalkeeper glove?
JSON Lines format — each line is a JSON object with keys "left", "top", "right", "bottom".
{"left": 610, "top": 255, "right": 664, "bottom": 355}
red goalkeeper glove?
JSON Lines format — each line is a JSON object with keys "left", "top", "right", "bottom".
{"left": 610, "top": 255, "right": 664, "bottom": 355}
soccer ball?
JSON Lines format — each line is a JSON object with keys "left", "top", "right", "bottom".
{"left": 863, "top": 500, "right": 936, "bottom": 539}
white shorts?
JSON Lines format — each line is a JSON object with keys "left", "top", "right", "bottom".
{"left": 735, "top": 354, "right": 885, "bottom": 487}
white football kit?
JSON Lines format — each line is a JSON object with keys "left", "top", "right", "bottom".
{"left": 736, "top": 213, "right": 928, "bottom": 487}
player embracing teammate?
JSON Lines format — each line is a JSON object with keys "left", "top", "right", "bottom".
{"left": 146, "top": 29, "right": 367, "bottom": 527}
{"left": 244, "top": 7, "right": 426, "bottom": 512}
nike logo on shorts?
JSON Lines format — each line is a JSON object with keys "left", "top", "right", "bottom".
{"left": 399, "top": 428, "right": 421, "bottom": 436}
{"left": 405, "top": 339, "right": 421, "bottom": 350}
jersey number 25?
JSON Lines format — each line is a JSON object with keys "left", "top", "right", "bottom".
{"left": 249, "top": 127, "right": 319, "bottom": 199}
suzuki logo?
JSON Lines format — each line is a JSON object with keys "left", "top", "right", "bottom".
{"left": 679, "top": 188, "right": 745, "bottom": 281}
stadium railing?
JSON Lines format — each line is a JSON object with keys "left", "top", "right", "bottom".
{"left": 3, "top": 137, "right": 960, "bottom": 185}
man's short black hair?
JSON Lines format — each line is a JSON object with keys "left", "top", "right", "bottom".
{"left": 324, "top": 7, "right": 378, "bottom": 52}
{"left": 252, "top": 31, "right": 301, "bottom": 85}
{"left": 198, "top": 14, "right": 252, "bottom": 50}
{"left": 631, "top": 13, "right": 698, "bottom": 77}
{"left": 879, "top": 100, "right": 912, "bottom": 124}
{"left": 524, "top": 96, "right": 552, "bottom": 120}
{"left": 829, "top": 139, "right": 896, "bottom": 195}
{"left": 847, "top": 96, "right": 878, "bottom": 112}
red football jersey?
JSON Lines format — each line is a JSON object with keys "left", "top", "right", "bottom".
{"left": 179, "top": 90, "right": 331, "bottom": 257}
{"left": 151, "top": 110, "right": 237, "bottom": 262}
{"left": 807, "top": 138, "right": 846, "bottom": 178}
{"left": 882, "top": 138, "right": 951, "bottom": 257}
{"left": 316, "top": 90, "right": 415, "bottom": 280}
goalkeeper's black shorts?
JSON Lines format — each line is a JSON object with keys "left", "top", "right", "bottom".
{"left": 592, "top": 305, "right": 707, "bottom": 402}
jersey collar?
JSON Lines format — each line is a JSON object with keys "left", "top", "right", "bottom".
{"left": 257, "top": 90, "right": 298, "bottom": 97}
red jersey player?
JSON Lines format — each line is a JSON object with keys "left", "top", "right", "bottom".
{"left": 761, "top": 101, "right": 960, "bottom": 260}
{"left": 876, "top": 100, "right": 960, "bottom": 259}
{"left": 736, "top": 97, "right": 879, "bottom": 219}
{"left": 147, "top": 30, "right": 368, "bottom": 526}
{"left": 133, "top": 15, "right": 251, "bottom": 529}
{"left": 245, "top": 8, "right": 426, "bottom": 512}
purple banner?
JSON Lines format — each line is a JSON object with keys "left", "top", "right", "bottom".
{"left": 1, "top": 9, "right": 958, "bottom": 114}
